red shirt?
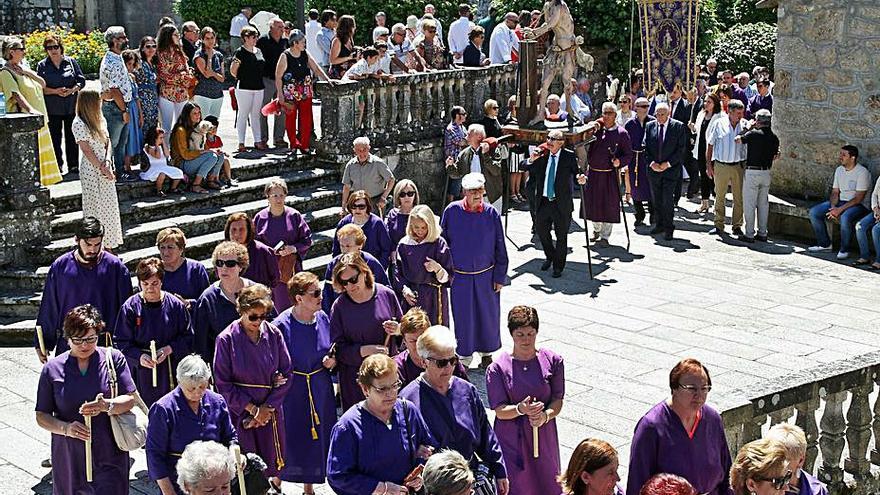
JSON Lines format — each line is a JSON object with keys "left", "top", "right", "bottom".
{"left": 205, "top": 135, "right": 223, "bottom": 150}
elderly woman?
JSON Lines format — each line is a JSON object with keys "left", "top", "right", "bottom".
{"left": 394, "top": 205, "right": 454, "bottom": 325}
{"left": 175, "top": 440, "right": 237, "bottom": 495}
{"left": 486, "top": 305, "right": 565, "bottom": 494}
{"left": 37, "top": 34, "right": 86, "bottom": 175}
{"left": 327, "top": 354, "right": 435, "bottom": 495}
{"left": 731, "top": 439, "right": 791, "bottom": 495}
{"left": 214, "top": 284, "right": 292, "bottom": 491}
{"left": 332, "top": 191, "right": 393, "bottom": 268}
{"left": 640, "top": 474, "right": 697, "bottom": 495}
{"left": 329, "top": 252, "right": 403, "bottom": 411}
{"left": 225, "top": 212, "right": 281, "bottom": 290}
{"left": 400, "top": 326, "right": 508, "bottom": 494}
{"left": 479, "top": 99, "right": 503, "bottom": 138}
{"left": 157, "top": 24, "right": 195, "bottom": 142}
{"left": 626, "top": 358, "right": 733, "bottom": 495}
{"left": 192, "top": 27, "right": 226, "bottom": 120}
{"left": 322, "top": 224, "right": 391, "bottom": 314}
{"left": 35, "top": 305, "right": 137, "bottom": 494}
{"left": 1, "top": 37, "right": 62, "bottom": 185}
{"left": 444, "top": 106, "right": 468, "bottom": 202}
{"left": 136, "top": 36, "right": 160, "bottom": 132}
{"left": 385, "top": 179, "right": 421, "bottom": 250}
{"left": 423, "top": 449, "right": 474, "bottom": 495}
{"left": 156, "top": 227, "right": 211, "bottom": 308}
{"left": 115, "top": 257, "right": 193, "bottom": 406}
{"left": 559, "top": 438, "right": 622, "bottom": 495}
{"left": 253, "top": 179, "right": 313, "bottom": 312}
{"left": 146, "top": 355, "right": 237, "bottom": 495}
{"left": 272, "top": 272, "right": 337, "bottom": 494}
{"left": 395, "top": 308, "right": 468, "bottom": 387}
{"left": 764, "top": 423, "right": 827, "bottom": 495}
{"left": 416, "top": 19, "right": 448, "bottom": 70}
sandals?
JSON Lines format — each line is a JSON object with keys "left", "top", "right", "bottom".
{"left": 852, "top": 258, "right": 871, "bottom": 266}
{"left": 238, "top": 143, "right": 246, "bottom": 153}
{"left": 205, "top": 181, "right": 222, "bottom": 190}
{"left": 191, "top": 185, "right": 209, "bottom": 194}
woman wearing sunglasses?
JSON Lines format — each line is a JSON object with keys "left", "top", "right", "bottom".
{"left": 385, "top": 179, "right": 421, "bottom": 251}
{"left": 730, "top": 438, "right": 791, "bottom": 495}
{"left": 37, "top": 34, "right": 86, "bottom": 175}
{"left": 214, "top": 284, "right": 292, "bottom": 494}
{"left": 395, "top": 307, "right": 468, "bottom": 388}
{"left": 332, "top": 190, "right": 393, "bottom": 269}
{"left": 322, "top": 223, "right": 390, "bottom": 315}
{"left": 400, "top": 325, "right": 509, "bottom": 495}
{"left": 136, "top": 36, "right": 160, "bottom": 133}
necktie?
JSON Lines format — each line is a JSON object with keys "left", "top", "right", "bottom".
{"left": 547, "top": 154, "right": 557, "bottom": 200}
{"left": 658, "top": 124, "right": 665, "bottom": 158}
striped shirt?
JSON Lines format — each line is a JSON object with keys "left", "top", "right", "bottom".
{"left": 706, "top": 116, "right": 746, "bottom": 163}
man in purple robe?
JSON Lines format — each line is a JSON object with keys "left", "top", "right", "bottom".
{"left": 36, "top": 216, "right": 133, "bottom": 361}
{"left": 625, "top": 98, "right": 656, "bottom": 227}
{"left": 583, "top": 102, "right": 633, "bottom": 246}
{"left": 440, "top": 173, "right": 508, "bottom": 369}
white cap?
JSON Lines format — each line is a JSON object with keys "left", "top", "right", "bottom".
{"left": 461, "top": 173, "right": 486, "bottom": 190}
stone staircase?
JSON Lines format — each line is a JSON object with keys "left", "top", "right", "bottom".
{"left": 0, "top": 152, "right": 342, "bottom": 344}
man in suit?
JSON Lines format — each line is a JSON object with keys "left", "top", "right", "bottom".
{"left": 526, "top": 129, "right": 587, "bottom": 277}
{"left": 644, "top": 102, "right": 688, "bottom": 240}
{"left": 446, "top": 123, "right": 503, "bottom": 205}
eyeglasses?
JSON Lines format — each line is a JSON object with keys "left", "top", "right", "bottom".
{"left": 339, "top": 272, "right": 361, "bottom": 286}
{"left": 678, "top": 384, "right": 712, "bottom": 395}
{"left": 304, "top": 289, "right": 322, "bottom": 298}
{"left": 10, "top": 47, "right": 24, "bottom": 52}
{"left": 398, "top": 191, "right": 416, "bottom": 198}
{"left": 144, "top": 44, "right": 157, "bottom": 49}
{"left": 351, "top": 203, "right": 368, "bottom": 210}
{"left": 427, "top": 356, "right": 459, "bottom": 368}
{"left": 371, "top": 381, "right": 402, "bottom": 394}
{"left": 45, "top": 45, "right": 61, "bottom": 51}
{"left": 247, "top": 313, "right": 268, "bottom": 322}
{"left": 215, "top": 259, "right": 240, "bottom": 268}
{"left": 547, "top": 137, "right": 565, "bottom": 142}
{"left": 70, "top": 335, "right": 100, "bottom": 345}
{"left": 268, "top": 193, "right": 284, "bottom": 199}
{"left": 636, "top": 104, "right": 650, "bottom": 109}
{"left": 755, "top": 471, "right": 792, "bottom": 490}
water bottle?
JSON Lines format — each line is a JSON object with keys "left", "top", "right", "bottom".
{"left": 0, "top": 91, "right": 6, "bottom": 117}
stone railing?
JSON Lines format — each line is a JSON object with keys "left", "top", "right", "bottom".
{"left": 720, "top": 351, "right": 880, "bottom": 495}
{"left": 314, "top": 64, "right": 517, "bottom": 158}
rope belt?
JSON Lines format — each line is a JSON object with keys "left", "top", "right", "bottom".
{"left": 169, "top": 452, "right": 182, "bottom": 458}
{"left": 292, "top": 367, "right": 325, "bottom": 440}
{"left": 232, "top": 381, "right": 285, "bottom": 470}
{"left": 632, "top": 149, "right": 646, "bottom": 187}
{"left": 590, "top": 168, "right": 613, "bottom": 172}
{"left": 453, "top": 264, "right": 495, "bottom": 276}
{"left": 426, "top": 283, "right": 444, "bottom": 325}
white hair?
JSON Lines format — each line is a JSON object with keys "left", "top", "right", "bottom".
{"left": 176, "top": 354, "right": 212, "bottom": 385}
{"left": 547, "top": 94, "right": 561, "bottom": 103}
{"left": 423, "top": 449, "right": 474, "bottom": 495}
{"left": 176, "top": 441, "right": 236, "bottom": 492}
{"left": 765, "top": 423, "right": 808, "bottom": 460}
{"left": 353, "top": 136, "right": 371, "bottom": 148}
{"left": 654, "top": 102, "right": 671, "bottom": 113}
{"left": 467, "top": 124, "right": 486, "bottom": 138}
{"left": 417, "top": 325, "right": 458, "bottom": 360}
{"left": 547, "top": 129, "right": 564, "bottom": 140}
{"left": 602, "top": 101, "right": 618, "bottom": 113}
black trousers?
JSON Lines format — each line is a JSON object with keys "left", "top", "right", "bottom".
{"left": 674, "top": 154, "right": 701, "bottom": 199}
{"left": 535, "top": 197, "right": 571, "bottom": 270}
{"left": 633, "top": 200, "right": 653, "bottom": 224}
{"left": 696, "top": 157, "right": 715, "bottom": 200}
{"left": 648, "top": 166, "right": 682, "bottom": 233}
{"left": 48, "top": 114, "right": 78, "bottom": 171}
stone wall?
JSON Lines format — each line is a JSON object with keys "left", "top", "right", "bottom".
{"left": 0, "top": 0, "right": 74, "bottom": 34}
{"left": 771, "top": 0, "right": 880, "bottom": 200}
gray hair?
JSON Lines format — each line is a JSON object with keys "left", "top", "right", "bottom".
{"left": 176, "top": 354, "right": 212, "bottom": 386}
{"left": 353, "top": 136, "right": 371, "bottom": 148}
{"left": 391, "top": 23, "right": 407, "bottom": 34}
{"left": 654, "top": 102, "right": 671, "bottom": 114}
{"left": 416, "top": 325, "right": 458, "bottom": 360}
{"left": 728, "top": 99, "right": 745, "bottom": 111}
{"left": 423, "top": 449, "right": 474, "bottom": 495}
{"left": 602, "top": 101, "right": 618, "bottom": 114}
{"left": 176, "top": 441, "right": 236, "bottom": 492}
{"left": 104, "top": 26, "right": 126, "bottom": 45}
{"left": 547, "top": 94, "right": 561, "bottom": 103}
{"left": 467, "top": 124, "right": 486, "bottom": 138}
{"left": 547, "top": 129, "right": 564, "bottom": 140}
{"left": 289, "top": 29, "right": 305, "bottom": 42}
{"left": 182, "top": 21, "right": 199, "bottom": 32}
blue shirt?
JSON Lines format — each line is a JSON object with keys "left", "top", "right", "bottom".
{"left": 36, "top": 55, "right": 86, "bottom": 115}
{"left": 316, "top": 26, "right": 335, "bottom": 67}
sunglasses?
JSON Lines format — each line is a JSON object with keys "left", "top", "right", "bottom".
{"left": 45, "top": 45, "right": 61, "bottom": 51}
{"left": 427, "top": 356, "right": 459, "bottom": 368}
{"left": 243, "top": 33, "right": 257, "bottom": 38}
{"left": 339, "top": 272, "right": 361, "bottom": 286}
{"left": 547, "top": 137, "right": 565, "bottom": 142}
{"left": 304, "top": 289, "right": 322, "bottom": 298}
{"left": 215, "top": 259, "right": 240, "bottom": 268}
{"left": 144, "top": 44, "right": 157, "bottom": 49}
{"left": 398, "top": 191, "right": 416, "bottom": 198}
{"left": 636, "top": 104, "right": 650, "bottom": 109}
{"left": 756, "top": 471, "right": 792, "bottom": 490}
{"left": 350, "top": 203, "right": 368, "bottom": 210}
{"left": 247, "top": 313, "right": 268, "bottom": 322}
{"left": 70, "top": 335, "right": 100, "bottom": 345}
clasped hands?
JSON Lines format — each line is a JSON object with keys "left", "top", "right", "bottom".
{"left": 649, "top": 161, "right": 671, "bottom": 172}
{"left": 244, "top": 403, "right": 276, "bottom": 428}
{"left": 516, "top": 395, "right": 549, "bottom": 427}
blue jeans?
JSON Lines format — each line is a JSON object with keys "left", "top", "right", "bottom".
{"left": 855, "top": 211, "right": 880, "bottom": 260}
{"left": 182, "top": 152, "right": 224, "bottom": 180}
{"left": 103, "top": 102, "right": 129, "bottom": 174}
{"left": 809, "top": 200, "right": 868, "bottom": 251}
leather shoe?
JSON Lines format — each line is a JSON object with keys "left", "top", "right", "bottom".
{"left": 552, "top": 269, "right": 563, "bottom": 278}
{"left": 664, "top": 232, "right": 674, "bottom": 241}
{"left": 541, "top": 260, "right": 553, "bottom": 271}
{"left": 649, "top": 226, "right": 663, "bottom": 235}
{"left": 634, "top": 219, "right": 645, "bottom": 227}
{"left": 732, "top": 227, "right": 745, "bottom": 236}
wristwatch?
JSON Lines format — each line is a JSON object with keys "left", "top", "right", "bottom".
{"left": 106, "top": 401, "right": 115, "bottom": 415}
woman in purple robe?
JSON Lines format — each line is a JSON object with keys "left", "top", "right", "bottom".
{"left": 272, "top": 272, "right": 337, "bottom": 493}
{"left": 322, "top": 223, "right": 390, "bottom": 315}
{"left": 626, "top": 358, "right": 733, "bottom": 495}
{"left": 486, "top": 305, "right": 565, "bottom": 495}
{"left": 213, "top": 284, "right": 292, "bottom": 492}
{"left": 332, "top": 191, "right": 393, "bottom": 269}
{"left": 115, "top": 258, "right": 193, "bottom": 407}
{"left": 394, "top": 205, "right": 454, "bottom": 326}
{"left": 395, "top": 308, "right": 468, "bottom": 387}
{"left": 224, "top": 212, "right": 281, "bottom": 290}
{"left": 253, "top": 179, "right": 313, "bottom": 312}
{"left": 35, "top": 304, "right": 138, "bottom": 495}
{"left": 385, "top": 179, "right": 420, "bottom": 249}
{"left": 399, "top": 326, "right": 509, "bottom": 494}
{"left": 329, "top": 252, "right": 403, "bottom": 411}
{"left": 156, "top": 227, "right": 210, "bottom": 309}
{"left": 730, "top": 439, "right": 790, "bottom": 495}
{"left": 146, "top": 354, "right": 237, "bottom": 495}
{"left": 327, "top": 354, "right": 436, "bottom": 495}
{"left": 624, "top": 99, "right": 656, "bottom": 227}
{"left": 559, "top": 438, "right": 623, "bottom": 495}
{"left": 582, "top": 105, "right": 633, "bottom": 244}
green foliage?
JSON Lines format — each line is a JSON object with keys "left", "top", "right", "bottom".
{"left": 22, "top": 28, "right": 106, "bottom": 74}
{"left": 707, "top": 22, "right": 776, "bottom": 74}
{"left": 732, "top": 0, "right": 777, "bottom": 26}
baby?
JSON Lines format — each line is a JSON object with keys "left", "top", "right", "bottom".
{"left": 188, "top": 120, "right": 213, "bottom": 151}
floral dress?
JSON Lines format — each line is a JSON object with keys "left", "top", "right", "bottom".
{"left": 157, "top": 50, "right": 192, "bottom": 103}
{"left": 135, "top": 61, "right": 159, "bottom": 130}
{"left": 72, "top": 117, "right": 123, "bottom": 249}
{"left": 418, "top": 37, "right": 447, "bottom": 69}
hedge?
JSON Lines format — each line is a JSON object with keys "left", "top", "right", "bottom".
{"left": 22, "top": 28, "right": 106, "bottom": 74}
{"left": 707, "top": 22, "right": 776, "bottom": 75}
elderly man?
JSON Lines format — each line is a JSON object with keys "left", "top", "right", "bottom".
{"left": 561, "top": 79, "right": 591, "bottom": 122}
{"left": 181, "top": 21, "right": 200, "bottom": 62}
{"left": 643, "top": 102, "right": 688, "bottom": 240}
{"left": 446, "top": 124, "right": 503, "bottom": 205}
{"left": 737, "top": 72, "right": 756, "bottom": 101}
{"left": 390, "top": 23, "right": 427, "bottom": 73}
{"left": 737, "top": 109, "right": 779, "bottom": 243}
{"left": 440, "top": 172, "right": 509, "bottom": 369}
{"left": 420, "top": 4, "right": 444, "bottom": 41}
{"left": 341, "top": 137, "right": 395, "bottom": 212}
{"left": 448, "top": 4, "right": 472, "bottom": 64}
{"left": 100, "top": 26, "right": 135, "bottom": 181}
{"left": 489, "top": 12, "right": 519, "bottom": 65}
{"left": 315, "top": 10, "right": 337, "bottom": 74}
{"left": 584, "top": 102, "right": 633, "bottom": 246}
{"left": 423, "top": 450, "right": 474, "bottom": 495}
{"left": 706, "top": 99, "right": 747, "bottom": 236}
{"left": 706, "top": 58, "right": 719, "bottom": 86}
{"left": 545, "top": 94, "right": 569, "bottom": 121}
{"left": 257, "top": 18, "right": 289, "bottom": 148}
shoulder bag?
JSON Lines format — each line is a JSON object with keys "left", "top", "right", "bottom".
{"left": 104, "top": 347, "right": 150, "bottom": 451}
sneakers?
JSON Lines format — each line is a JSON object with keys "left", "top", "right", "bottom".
{"left": 708, "top": 227, "right": 723, "bottom": 235}
{"left": 807, "top": 245, "right": 832, "bottom": 252}
{"left": 836, "top": 251, "right": 850, "bottom": 260}
{"left": 756, "top": 234, "right": 768, "bottom": 242}
{"left": 119, "top": 171, "right": 139, "bottom": 182}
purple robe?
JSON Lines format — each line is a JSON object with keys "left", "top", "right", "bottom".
{"left": 332, "top": 214, "right": 393, "bottom": 268}
{"left": 395, "top": 349, "right": 469, "bottom": 388}
{"left": 321, "top": 251, "right": 390, "bottom": 316}
{"left": 254, "top": 206, "right": 313, "bottom": 312}
{"left": 486, "top": 349, "right": 565, "bottom": 495}
{"left": 329, "top": 284, "right": 403, "bottom": 411}
{"left": 583, "top": 125, "right": 633, "bottom": 223}
{"left": 790, "top": 470, "right": 827, "bottom": 495}
{"left": 145, "top": 388, "right": 236, "bottom": 490}
{"left": 440, "top": 201, "right": 508, "bottom": 356}
{"left": 272, "top": 309, "right": 336, "bottom": 484}
{"left": 400, "top": 376, "right": 507, "bottom": 479}
{"left": 384, "top": 208, "right": 410, "bottom": 249}
{"left": 161, "top": 258, "right": 210, "bottom": 307}
{"left": 114, "top": 292, "right": 193, "bottom": 406}
{"left": 394, "top": 236, "right": 454, "bottom": 326}
{"left": 37, "top": 251, "right": 133, "bottom": 353}
{"left": 193, "top": 282, "right": 242, "bottom": 363}
{"left": 35, "top": 347, "right": 136, "bottom": 495}
{"left": 626, "top": 401, "right": 733, "bottom": 495}
{"left": 241, "top": 239, "right": 281, "bottom": 290}
{"left": 327, "top": 399, "right": 436, "bottom": 495}
{"left": 625, "top": 115, "right": 656, "bottom": 202}
{"left": 213, "top": 319, "right": 293, "bottom": 477}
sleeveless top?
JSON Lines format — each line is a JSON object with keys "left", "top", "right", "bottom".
{"left": 280, "top": 51, "right": 313, "bottom": 102}
{"left": 330, "top": 40, "right": 354, "bottom": 78}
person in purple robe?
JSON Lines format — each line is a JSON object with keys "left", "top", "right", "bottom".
{"left": 146, "top": 354, "right": 237, "bottom": 495}
{"left": 626, "top": 358, "right": 733, "bottom": 495}
{"left": 583, "top": 103, "right": 633, "bottom": 246}
{"left": 35, "top": 305, "right": 138, "bottom": 495}
{"left": 624, "top": 98, "right": 656, "bottom": 227}
{"left": 224, "top": 212, "right": 281, "bottom": 290}
{"left": 559, "top": 438, "right": 624, "bottom": 495}
{"left": 329, "top": 252, "right": 403, "bottom": 411}
{"left": 322, "top": 223, "right": 391, "bottom": 315}
{"left": 253, "top": 179, "right": 313, "bottom": 312}
{"left": 399, "top": 325, "right": 509, "bottom": 494}
{"left": 385, "top": 179, "right": 420, "bottom": 250}
{"left": 332, "top": 190, "right": 393, "bottom": 268}
{"left": 36, "top": 216, "right": 133, "bottom": 362}
{"left": 440, "top": 172, "right": 508, "bottom": 370}
{"left": 115, "top": 258, "right": 193, "bottom": 407}
{"left": 395, "top": 307, "right": 468, "bottom": 387}
{"left": 174, "top": 440, "right": 238, "bottom": 495}
{"left": 641, "top": 474, "right": 697, "bottom": 495}
{"left": 327, "top": 354, "right": 436, "bottom": 495}
{"left": 272, "top": 272, "right": 337, "bottom": 493}
{"left": 213, "top": 284, "right": 292, "bottom": 491}
{"left": 156, "top": 227, "right": 210, "bottom": 310}
{"left": 730, "top": 439, "right": 790, "bottom": 495}
{"left": 394, "top": 205, "right": 454, "bottom": 326}
{"left": 486, "top": 305, "right": 565, "bottom": 495}
{"left": 764, "top": 423, "right": 828, "bottom": 495}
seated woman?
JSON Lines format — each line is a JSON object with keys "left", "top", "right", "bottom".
{"left": 395, "top": 308, "right": 468, "bottom": 387}
{"left": 559, "top": 438, "right": 624, "bottom": 495}
{"left": 170, "top": 102, "right": 224, "bottom": 193}
{"left": 322, "top": 223, "right": 390, "bottom": 315}
{"left": 332, "top": 191, "right": 393, "bottom": 269}
{"left": 730, "top": 439, "right": 791, "bottom": 495}
{"left": 394, "top": 205, "right": 453, "bottom": 325}
{"left": 140, "top": 126, "right": 185, "bottom": 196}
{"left": 146, "top": 354, "right": 236, "bottom": 495}
{"left": 174, "top": 440, "right": 237, "bottom": 495}
{"left": 327, "top": 354, "right": 436, "bottom": 495}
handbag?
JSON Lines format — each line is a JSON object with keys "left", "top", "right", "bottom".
{"left": 104, "top": 347, "right": 149, "bottom": 451}
{"left": 471, "top": 459, "right": 498, "bottom": 495}
{"left": 230, "top": 452, "right": 271, "bottom": 495}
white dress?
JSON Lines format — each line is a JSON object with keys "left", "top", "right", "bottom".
{"left": 139, "top": 145, "right": 185, "bottom": 181}
{"left": 72, "top": 117, "right": 124, "bottom": 249}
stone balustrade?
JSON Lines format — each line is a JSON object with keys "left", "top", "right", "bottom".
{"left": 720, "top": 351, "right": 880, "bottom": 494}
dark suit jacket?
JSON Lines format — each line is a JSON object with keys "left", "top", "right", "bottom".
{"left": 447, "top": 143, "right": 502, "bottom": 202}
{"left": 526, "top": 148, "right": 580, "bottom": 214}
{"left": 643, "top": 119, "right": 688, "bottom": 169}
{"left": 668, "top": 98, "right": 691, "bottom": 126}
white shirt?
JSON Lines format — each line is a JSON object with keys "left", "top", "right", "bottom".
{"left": 870, "top": 176, "right": 880, "bottom": 210}
{"left": 543, "top": 151, "right": 560, "bottom": 198}
{"left": 489, "top": 22, "right": 519, "bottom": 64}
{"left": 469, "top": 147, "right": 482, "bottom": 173}
{"left": 560, "top": 93, "right": 590, "bottom": 120}
{"left": 832, "top": 164, "right": 872, "bottom": 207}
{"left": 706, "top": 117, "right": 746, "bottom": 163}
{"left": 379, "top": 52, "right": 392, "bottom": 74}
{"left": 448, "top": 17, "right": 472, "bottom": 62}
{"left": 306, "top": 20, "right": 322, "bottom": 59}
{"left": 343, "top": 58, "right": 380, "bottom": 80}
{"left": 229, "top": 13, "right": 250, "bottom": 37}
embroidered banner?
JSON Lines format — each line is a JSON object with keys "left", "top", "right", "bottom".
{"left": 638, "top": 0, "right": 700, "bottom": 93}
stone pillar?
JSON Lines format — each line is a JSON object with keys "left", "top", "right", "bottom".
{"left": 0, "top": 114, "right": 54, "bottom": 268}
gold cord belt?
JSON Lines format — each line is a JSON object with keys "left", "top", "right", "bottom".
{"left": 453, "top": 264, "right": 495, "bottom": 276}
{"left": 231, "top": 381, "right": 285, "bottom": 470}
{"left": 292, "top": 367, "right": 325, "bottom": 440}
{"left": 632, "top": 150, "right": 644, "bottom": 187}
{"left": 590, "top": 168, "right": 613, "bottom": 172}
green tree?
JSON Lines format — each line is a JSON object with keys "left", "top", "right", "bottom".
{"left": 707, "top": 22, "right": 776, "bottom": 74}
{"left": 732, "top": 0, "right": 777, "bottom": 26}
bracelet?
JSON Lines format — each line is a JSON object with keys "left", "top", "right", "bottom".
{"left": 106, "top": 401, "right": 115, "bottom": 415}
{"left": 543, "top": 411, "right": 550, "bottom": 425}
{"left": 62, "top": 423, "right": 69, "bottom": 437}
{"left": 515, "top": 403, "right": 525, "bottom": 416}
